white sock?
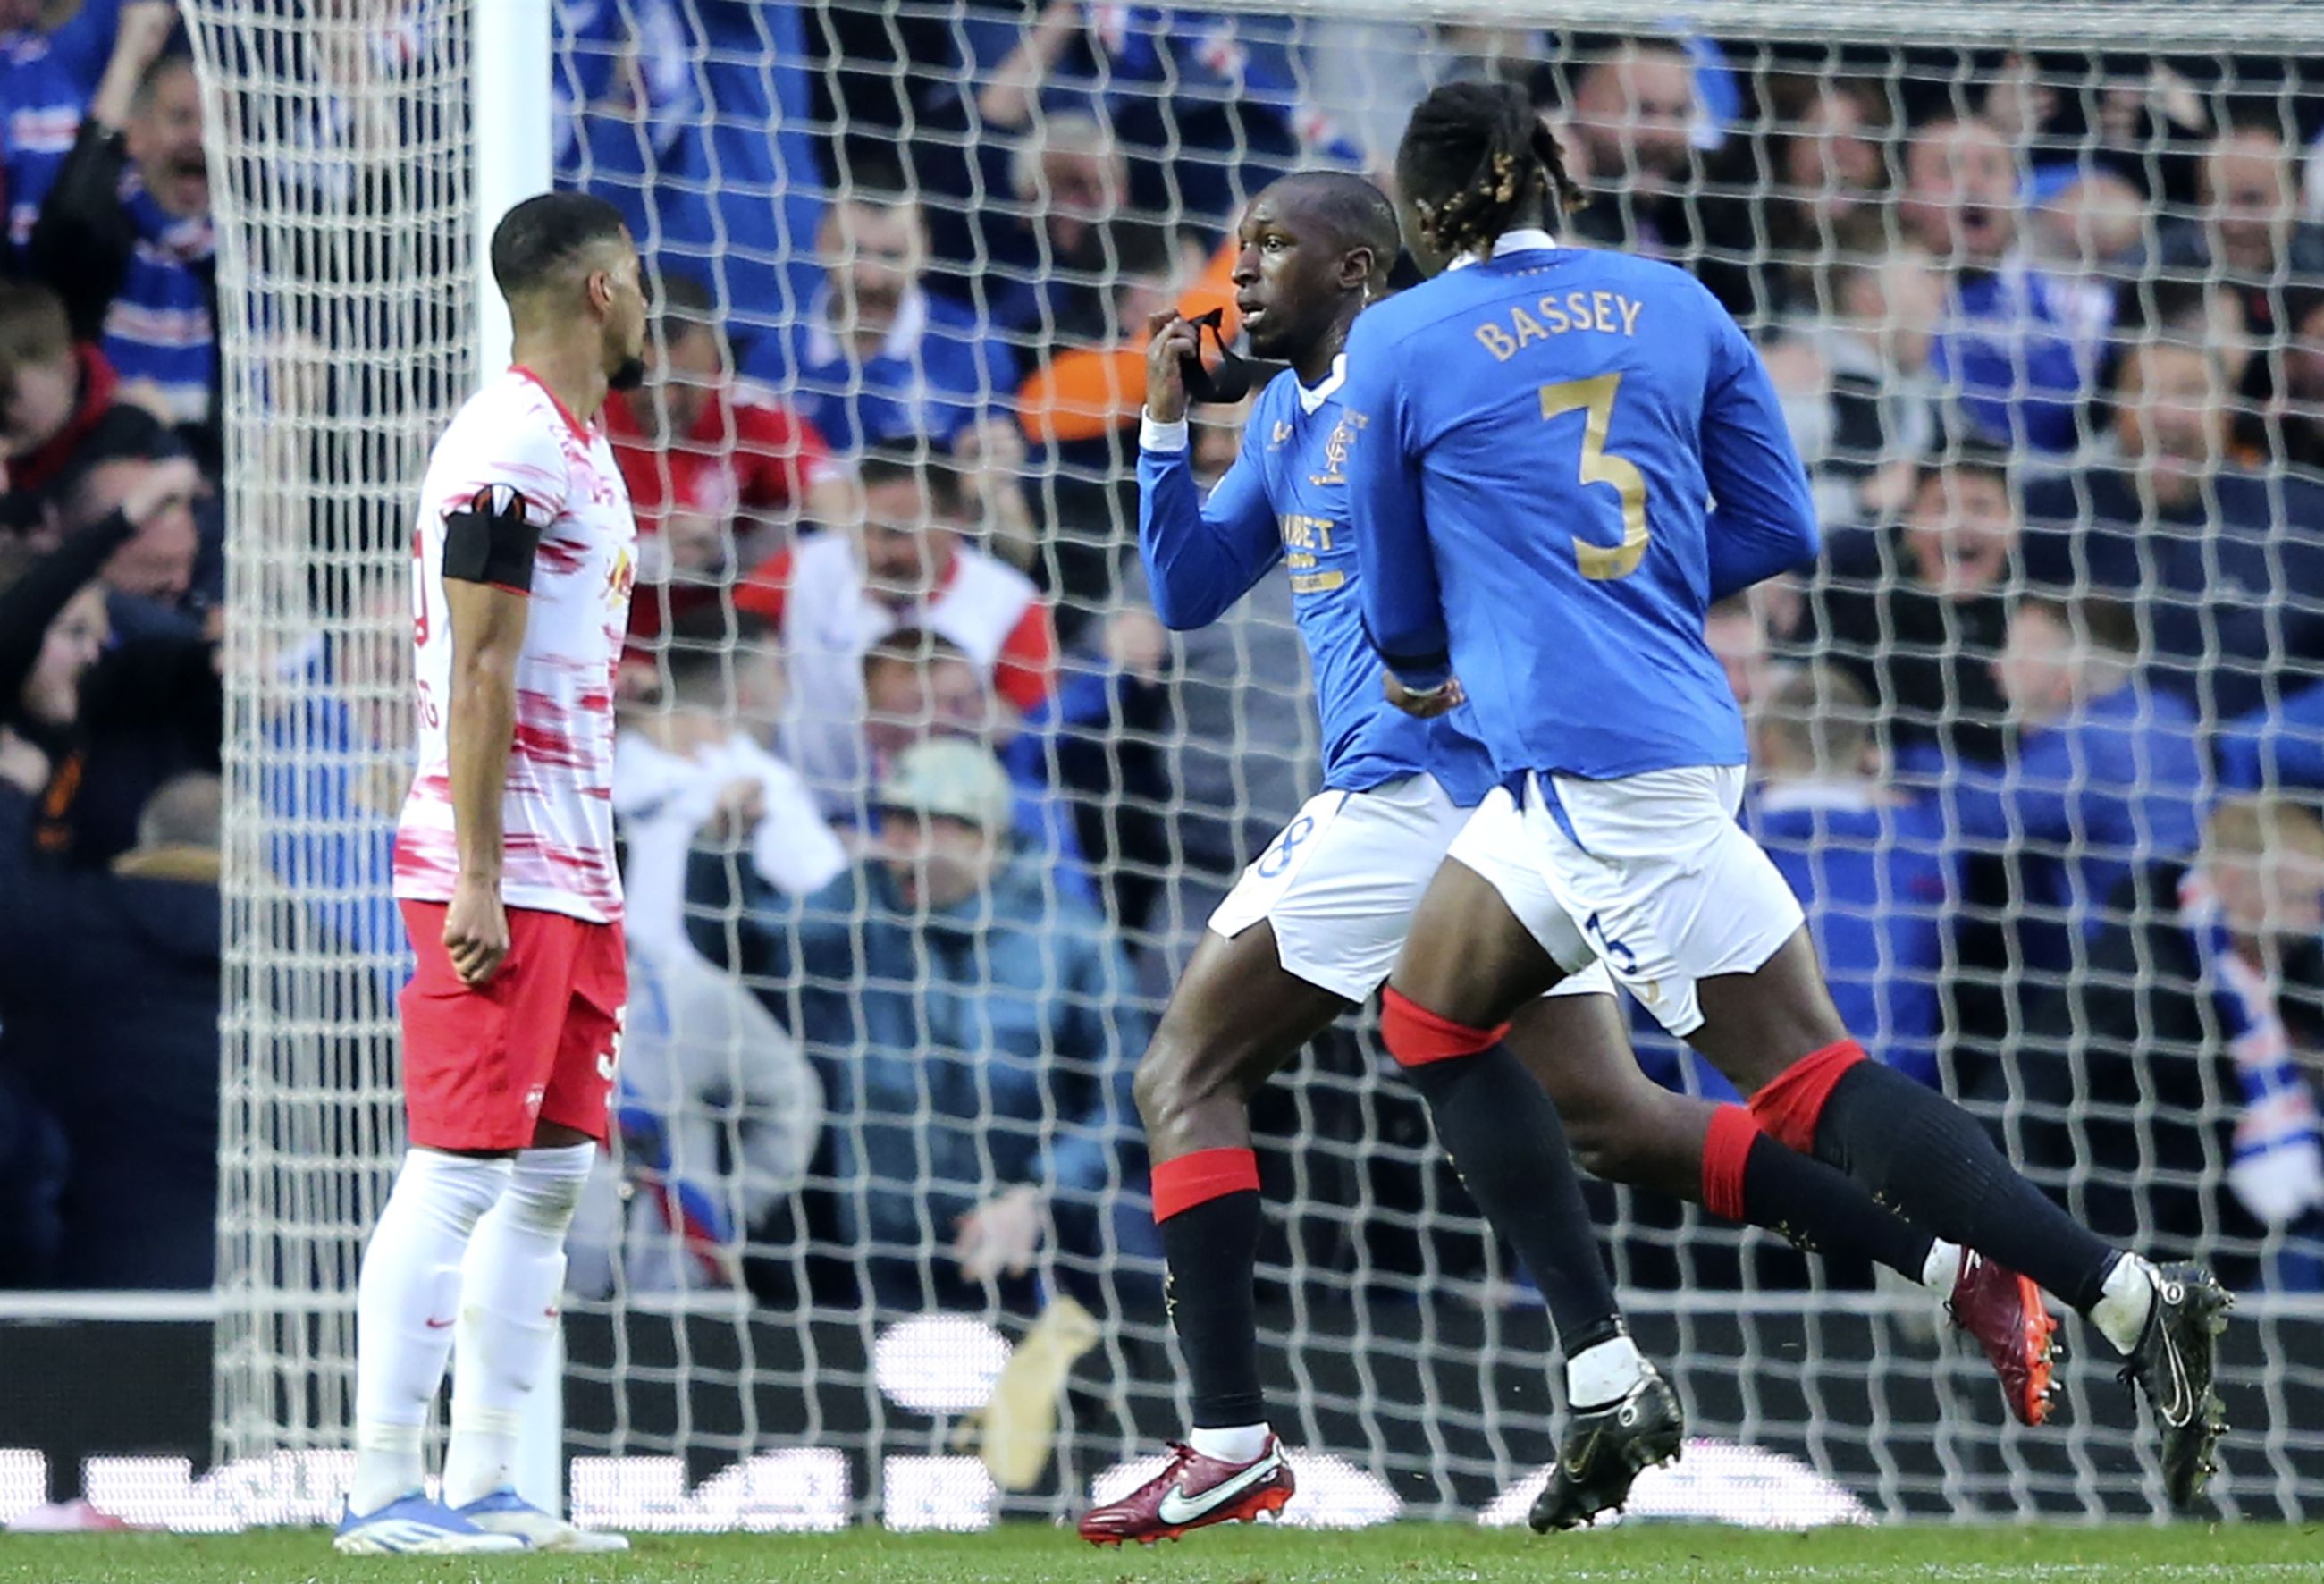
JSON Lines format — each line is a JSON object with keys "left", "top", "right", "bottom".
{"left": 350, "top": 1150, "right": 513, "bottom": 1516}
{"left": 1566, "top": 1334, "right": 1646, "bottom": 1411}
{"left": 443, "top": 1142, "right": 594, "bottom": 1509}
{"left": 2090, "top": 1252, "right": 2157, "bottom": 1355}
{"left": 1188, "top": 1423, "right": 1273, "bottom": 1463}
{"left": 1920, "top": 1240, "right": 1965, "bottom": 1295}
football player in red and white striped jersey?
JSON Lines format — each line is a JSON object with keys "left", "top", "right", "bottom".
{"left": 338, "top": 191, "right": 646, "bottom": 1557}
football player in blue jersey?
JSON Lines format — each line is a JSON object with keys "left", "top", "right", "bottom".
{"left": 1346, "top": 82, "right": 2228, "bottom": 1512}
{"left": 1082, "top": 171, "right": 2059, "bottom": 1548}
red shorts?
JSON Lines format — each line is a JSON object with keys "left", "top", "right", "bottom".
{"left": 397, "top": 899, "right": 627, "bottom": 1151}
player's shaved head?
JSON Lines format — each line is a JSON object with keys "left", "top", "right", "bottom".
{"left": 1234, "top": 173, "right": 1400, "bottom": 370}
{"left": 1267, "top": 172, "right": 1402, "bottom": 287}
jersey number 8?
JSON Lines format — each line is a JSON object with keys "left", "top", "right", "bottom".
{"left": 1538, "top": 373, "right": 1648, "bottom": 581}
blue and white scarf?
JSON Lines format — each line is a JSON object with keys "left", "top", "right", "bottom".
{"left": 2180, "top": 870, "right": 2324, "bottom": 1226}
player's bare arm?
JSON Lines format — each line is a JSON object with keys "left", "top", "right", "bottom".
{"left": 442, "top": 574, "right": 532, "bottom": 986}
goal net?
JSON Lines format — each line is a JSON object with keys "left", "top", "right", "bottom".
{"left": 194, "top": 0, "right": 2324, "bottom": 1531}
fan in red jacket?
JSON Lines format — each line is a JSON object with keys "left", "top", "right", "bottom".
{"left": 603, "top": 274, "right": 836, "bottom": 642}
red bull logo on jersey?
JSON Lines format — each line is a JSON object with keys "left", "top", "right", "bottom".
{"left": 605, "top": 544, "right": 636, "bottom": 609}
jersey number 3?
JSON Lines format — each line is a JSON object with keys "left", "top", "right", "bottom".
{"left": 1538, "top": 373, "right": 1648, "bottom": 580}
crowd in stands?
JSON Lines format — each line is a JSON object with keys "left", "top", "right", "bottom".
{"left": 0, "top": 3, "right": 2320, "bottom": 1310}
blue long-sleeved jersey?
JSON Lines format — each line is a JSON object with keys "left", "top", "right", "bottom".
{"left": 1344, "top": 236, "right": 1820, "bottom": 782}
{"left": 1137, "top": 363, "right": 1498, "bottom": 808}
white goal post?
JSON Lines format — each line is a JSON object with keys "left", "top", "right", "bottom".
{"left": 189, "top": 0, "right": 2324, "bottom": 1533}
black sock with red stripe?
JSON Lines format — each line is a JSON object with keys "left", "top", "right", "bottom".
{"left": 1382, "top": 989, "right": 1622, "bottom": 1353}
{"left": 1756, "top": 1041, "right": 2117, "bottom": 1312}
{"left": 1701, "top": 1103, "right": 1932, "bottom": 1278}
{"left": 1151, "top": 1149, "right": 1267, "bottom": 1429}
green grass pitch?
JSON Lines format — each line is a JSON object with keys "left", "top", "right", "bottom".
{"left": 0, "top": 1522, "right": 2317, "bottom": 1584}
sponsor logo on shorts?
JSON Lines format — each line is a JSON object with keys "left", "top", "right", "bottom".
{"left": 525, "top": 1085, "right": 546, "bottom": 1114}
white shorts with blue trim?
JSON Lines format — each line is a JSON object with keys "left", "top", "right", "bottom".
{"left": 1518, "top": 763, "right": 1806, "bottom": 1038}
{"left": 1208, "top": 772, "right": 1615, "bottom": 1005}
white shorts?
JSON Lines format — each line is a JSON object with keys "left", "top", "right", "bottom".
{"left": 1208, "top": 773, "right": 1614, "bottom": 1005}
{"left": 1519, "top": 763, "right": 1806, "bottom": 1038}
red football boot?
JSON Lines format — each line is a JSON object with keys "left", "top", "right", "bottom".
{"left": 1078, "top": 1437, "right": 1295, "bottom": 1546}
{"left": 1948, "top": 1249, "right": 2061, "bottom": 1426}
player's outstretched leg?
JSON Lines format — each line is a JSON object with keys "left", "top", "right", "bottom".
{"left": 1080, "top": 923, "right": 1339, "bottom": 1546}
{"left": 337, "top": 1149, "right": 527, "bottom": 1555}
{"left": 1428, "top": 827, "right": 2061, "bottom": 1429}
{"left": 443, "top": 1128, "right": 630, "bottom": 1553}
{"left": 1503, "top": 995, "right": 2059, "bottom": 1428}
{"left": 1383, "top": 906, "right": 1680, "bottom": 1533}
{"left": 1692, "top": 933, "right": 2229, "bottom": 1507}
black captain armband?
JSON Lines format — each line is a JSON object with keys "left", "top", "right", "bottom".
{"left": 440, "top": 483, "right": 544, "bottom": 592}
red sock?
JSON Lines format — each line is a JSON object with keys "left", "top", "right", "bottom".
{"left": 1379, "top": 987, "right": 1508, "bottom": 1068}
{"left": 1699, "top": 1104, "right": 1757, "bottom": 1223}
{"left": 1151, "top": 1147, "right": 1260, "bottom": 1222}
{"left": 1747, "top": 1040, "right": 1869, "bottom": 1155}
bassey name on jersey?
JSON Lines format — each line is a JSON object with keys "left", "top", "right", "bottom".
{"left": 1472, "top": 289, "right": 1648, "bottom": 362}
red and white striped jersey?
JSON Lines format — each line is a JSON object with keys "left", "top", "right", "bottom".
{"left": 394, "top": 367, "right": 639, "bottom": 924}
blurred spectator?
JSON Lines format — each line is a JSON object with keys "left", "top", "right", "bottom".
{"left": 1703, "top": 75, "right": 1891, "bottom": 323}
{"left": 1558, "top": 36, "right": 1701, "bottom": 263}
{"left": 748, "top": 188, "right": 1019, "bottom": 458}
{"left": 0, "top": 456, "right": 217, "bottom": 866}
{"left": 0, "top": 277, "right": 173, "bottom": 508}
{"left": 1705, "top": 593, "right": 1773, "bottom": 718}
{"left": 2275, "top": 286, "right": 2324, "bottom": 473}
{"left": 968, "top": 4, "right": 1326, "bottom": 236}
{"left": 736, "top": 448, "right": 1057, "bottom": 813}
{"left": 2010, "top": 796, "right": 2324, "bottom": 1291}
{"left": 1941, "top": 595, "right": 2205, "bottom": 967}
{"left": 861, "top": 624, "right": 1099, "bottom": 907}
{"left": 63, "top": 451, "right": 200, "bottom": 622}
{"left": 30, "top": 21, "right": 219, "bottom": 469}
{"left": 981, "top": 109, "right": 1136, "bottom": 340}
{"left": 1806, "top": 443, "right": 2018, "bottom": 769}
{"left": 0, "top": 0, "right": 89, "bottom": 256}
{"left": 1899, "top": 115, "right": 2111, "bottom": 455}
{"left": 2219, "top": 678, "right": 2324, "bottom": 799}
{"left": 607, "top": 610, "right": 839, "bottom": 1293}
{"left": 614, "top": 611, "right": 846, "bottom": 969}
{"left": 2020, "top": 337, "right": 2324, "bottom": 720}
{"left": 0, "top": 714, "right": 66, "bottom": 1286}
{"left": 260, "top": 589, "right": 406, "bottom": 962}
{"left": 1300, "top": 21, "right": 1549, "bottom": 180}
{"left": 693, "top": 736, "right": 1149, "bottom": 1310}
{"left": 604, "top": 273, "right": 842, "bottom": 636}
{"left": 1748, "top": 665, "right": 1951, "bottom": 1088}
{"left": 2147, "top": 119, "right": 2324, "bottom": 459}
{"left": 1764, "top": 237, "right": 1946, "bottom": 526}
{"left": 0, "top": 771, "right": 221, "bottom": 1289}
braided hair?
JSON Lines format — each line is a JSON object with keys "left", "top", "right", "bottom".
{"left": 1395, "top": 80, "right": 1584, "bottom": 264}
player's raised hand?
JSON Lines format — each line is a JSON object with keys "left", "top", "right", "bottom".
{"left": 442, "top": 875, "right": 510, "bottom": 986}
{"left": 1383, "top": 670, "right": 1465, "bottom": 720}
{"left": 1145, "top": 309, "right": 1200, "bottom": 425}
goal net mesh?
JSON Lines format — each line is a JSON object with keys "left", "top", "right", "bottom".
{"left": 193, "top": 0, "right": 2324, "bottom": 1529}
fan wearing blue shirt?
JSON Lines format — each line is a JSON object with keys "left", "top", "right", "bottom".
{"left": 1345, "top": 80, "right": 2226, "bottom": 1503}
{"left": 1950, "top": 595, "right": 2207, "bottom": 972}
{"left": 745, "top": 191, "right": 1017, "bottom": 455}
